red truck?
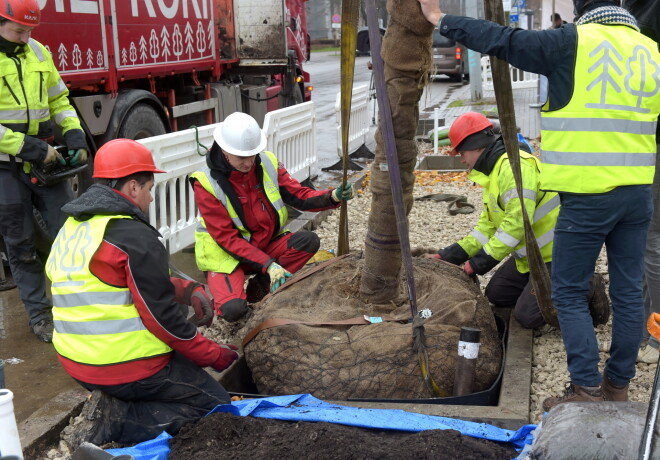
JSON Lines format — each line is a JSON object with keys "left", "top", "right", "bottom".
{"left": 31, "top": 0, "right": 311, "bottom": 155}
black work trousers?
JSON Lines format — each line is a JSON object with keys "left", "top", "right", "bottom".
{"left": 485, "top": 257, "right": 549, "bottom": 329}
{"left": 77, "top": 352, "right": 231, "bottom": 445}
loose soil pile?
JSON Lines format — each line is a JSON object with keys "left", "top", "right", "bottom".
{"left": 169, "top": 412, "right": 518, "bottom": 460}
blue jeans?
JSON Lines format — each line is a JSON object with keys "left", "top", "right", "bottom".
{"left": 77, "top": 352, "right": 231, "bottom": 445}
{"left": 643, "top": 145, "right": 660, "bottom": 349}
{"left": 0, "top": 168, "right": 71, "bottom": 326}
{"left": 552, "top": 185, "right": 652, "bottom": 387}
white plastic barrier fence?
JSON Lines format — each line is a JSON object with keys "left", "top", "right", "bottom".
{"left": 139, "top": 103, "right": 317, "bottom": 255}
{"left": 480, "top": 56, "right": 538, "bottom": 91}
{"left": 139, "top": 126, "right": 213, "bottom": 255}
{"left": 263, "top": 101, "right": 317, "bottom": 184}
{"left": 335, "top": 84, "right": 371, "bottom": 158}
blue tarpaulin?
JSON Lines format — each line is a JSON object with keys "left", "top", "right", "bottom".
{"left": 108, "top": 394, "right": 536, "bottom": 460}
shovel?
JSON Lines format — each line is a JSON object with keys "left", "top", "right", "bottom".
{"left": 639, "top": 312, "right": 660, "bottom": 460}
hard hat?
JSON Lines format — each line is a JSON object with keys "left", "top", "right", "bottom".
{"left": 0, "top": 0, "right": 41, "bottom": 27}
{"left": 213, "top": 112, "right": 267, "bottom": 157}
{"left": 448, "top": 112, "right": 494, "bottom": 156}
{"left": 93, "top": 139, "right": 166, "bottom": 179}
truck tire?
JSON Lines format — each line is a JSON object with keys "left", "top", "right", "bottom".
{"left": 117, "top": 103, "right": 167, "bottom": 139}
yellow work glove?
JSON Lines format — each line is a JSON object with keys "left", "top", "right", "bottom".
{"left": 44, "top": 145, "right": 66, "bottom": 165}
{"left": 266, "top": 262, "right": 293, "bottom": 293}
{"left": 68, "top": 148, "right": 88, "bottom": 166}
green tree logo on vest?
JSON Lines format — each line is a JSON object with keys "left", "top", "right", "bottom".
{"left": 47, "top": 222, "right": 93, "bottom": 285}
{"left": 586, "top": 41, "right": 660, "bottom": 113}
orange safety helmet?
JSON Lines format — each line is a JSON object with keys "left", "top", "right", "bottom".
{"left": 93, "top": 139, "right": 165, "bottom": 179}
{"left": 0, "top": 0, "right": 41, "bottom": 27}
{"left": 448, "top": 112, "right": 494, "bottom": 156}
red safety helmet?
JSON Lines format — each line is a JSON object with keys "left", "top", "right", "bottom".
{"left": 0, "top": 0, "right": 41, "bottom": 27}
{"left": 93, "top": 139, "right": 165, "bottom": 179}
{"left": 448, "top": 112, "right": 494, "bottom": 156}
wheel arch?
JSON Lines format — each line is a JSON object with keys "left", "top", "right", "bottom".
{"left": 96, "top": 89, "right": 171, "bottom": 147}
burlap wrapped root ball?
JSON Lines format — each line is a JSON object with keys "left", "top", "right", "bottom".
{"left": 243, "top": 255, "right": 502, "bottom": 400}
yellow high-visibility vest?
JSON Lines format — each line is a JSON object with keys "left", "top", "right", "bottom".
{"left": 191, "top": 151, "right": 288, "bottom": 273}
{"left": 47, "top": 215, "right": 172, "bottom": 365}
{"left": 540, "top": 23, "right": 660, "bottom": 193}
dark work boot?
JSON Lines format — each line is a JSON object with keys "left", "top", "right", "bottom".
{"left": 588, "top": 274, "right": 610, "bottom": 326}
{"left": 602, "top": 376, "right": 629, "bottom": 402}
{"left": 219, "top": 298, "right": 249, "bottom": 322}
{"left": 542, "top": 383, "right": 604, "bottom": 412}
{"left": 62, "top": 390, "right": 111, "bottom": 451}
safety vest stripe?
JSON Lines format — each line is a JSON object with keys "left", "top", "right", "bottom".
{"left": 542, "top": 150, "right": 656, "bottom": 167}
{"left": 53, "top": 291, "right": 133, "bottom": 308}
{"left": 494, "top": 228, "right": 520, "bottom": 249}
{"left": 200, "top": 166, "right": 246, "bottom": 230}
{"left": 0, "top": 108, "right": 50, "bottom": 121}
{"left": 27, "top": 39, "right": 45, "bottom": 61}
{"left": 260, "top": 154, "right": 285, "bottom": 212}
{"left": 470, "top": 229, "right": 489, "bottom": 245}
{"left": 54, "top": 110, "right": 78, "bottom": 125}
{"left": 513, "top": 228, "right": 555, "bottom": 258}
{"left": 48, "top": 80, "right": 68, "bottom": 99}
{"left": 533, "top": 195, "right": 560, "bottom": 223}
{"left": 54, "top": 317, "right": 147, "bottom": 335}
{"left": 501, "top": 188, "right": 536, "bottom": 206}
{"left": 541, "top": 117, "right": 657, "bottom": 135}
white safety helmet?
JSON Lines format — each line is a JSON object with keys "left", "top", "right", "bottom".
{"left": 213, "top": 112, "right": 267, "bottom": 157}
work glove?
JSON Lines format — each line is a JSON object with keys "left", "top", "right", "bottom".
{"left": 266, "top": 262, "right": 293, "bottom": 292}
{"left": 43, "top": 145, "right": 66, "bottom": 165}
{"left": 211, "top": 343, "right": 239, "bottom": 372}
{"left": 189, "top": 285, "right": 214, "bottom": 327}
{"left": 331, "top": 182, "right": 355, "bottom": 203}
{"left": 463, "top": 260, "right": 475, "bottom": 277}
{"left": 67, "top": 148, "right": 88, "bottom": 166}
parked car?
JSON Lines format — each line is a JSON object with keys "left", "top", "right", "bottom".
{"left": 431, "top": 29, "right": 468, "bottom": 82}
{"left": 356, "top": 27, "right": 386, "bottom": 57}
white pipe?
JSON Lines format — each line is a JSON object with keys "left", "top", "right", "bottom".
{"left": 0, "top": 389, "right": 23, "bottom": 459}
{"left": 433, "top": 108, "right": 439, "bottom": 155}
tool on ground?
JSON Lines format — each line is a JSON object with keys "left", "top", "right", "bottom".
{"left": 30, "top": 145, "right": 89, "bottom": 187}
{"left": 336, "top": 0, "right": 359, "bottom": 256}
{"left": 639, "top": 312, "right": 660, "bottom": 460}
{"left": 453, "top": 327, "right": 481, "bottom": 396}
{"left": 483, "top": 0, "right": 557, "bottom": 327}
{"left": 366, "top": 0, "right": 447, "bottom": 397}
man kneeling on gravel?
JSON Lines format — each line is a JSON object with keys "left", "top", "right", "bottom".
{"left": 47, "top": 139, "right": 238, "bottom": 450}
{"left": 425, "top": 112, "right": 609, "bottom": 329}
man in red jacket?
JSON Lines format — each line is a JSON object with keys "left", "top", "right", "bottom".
{"left": 190, "top": 112, "right": 354, "bottom": 322}
{"left": 47, "top": 139, "right": 238, "bottom": 449}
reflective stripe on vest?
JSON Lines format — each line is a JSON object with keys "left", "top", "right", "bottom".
{"left": 540, "top": 24, "right": 660, "bottom": 193}
{"left": 190, "top": 151, "right": 288, "bottom": 273}
{"left": 46, "top": 215, "right": 172, "bottom": 365}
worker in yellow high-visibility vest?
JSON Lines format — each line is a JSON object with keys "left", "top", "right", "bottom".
{"left": 419, "top": 0, "right": 660, "bottom": 409}
{"left": 47, "top": 139, "right": 238, "bottom": 450}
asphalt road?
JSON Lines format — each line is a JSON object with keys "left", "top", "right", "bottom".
{"left": 305, "top": 50, "right": 457, "bottom": 173}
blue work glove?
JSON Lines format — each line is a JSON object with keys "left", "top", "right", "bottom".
{"left": 266, "top": 262, "right": 293, "bottom": 292}
{"left": 332, "top": 182, "right": 355, "bottom": 202}
{"left": 67, "top": 148, "right": 88, "bottom": 166}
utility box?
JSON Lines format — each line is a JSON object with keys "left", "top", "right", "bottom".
{"left": 240, "top": 84, "right": 268, "bottom": 127}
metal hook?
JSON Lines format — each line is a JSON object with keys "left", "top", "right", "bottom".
{"left": 191, "top": 126, "right": 209, "bottom": 156}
